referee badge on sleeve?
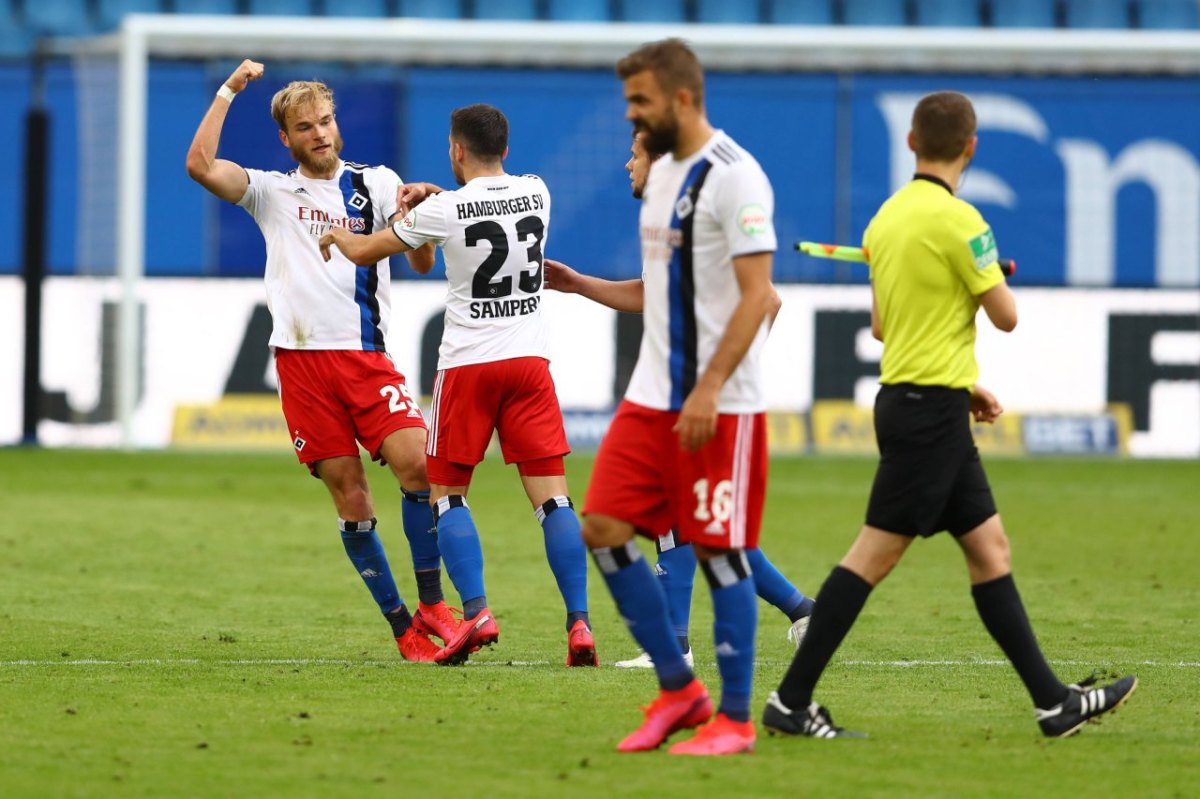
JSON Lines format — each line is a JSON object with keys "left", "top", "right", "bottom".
{"left": 969, "top": 227, "right": 998, "bottom": 270}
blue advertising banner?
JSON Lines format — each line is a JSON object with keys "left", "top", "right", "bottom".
{"left": 2, "top": 63, "right": 1197, "bottom": 288}
{"left": 849, "top": 75, "right": 1200, "bottom": 288}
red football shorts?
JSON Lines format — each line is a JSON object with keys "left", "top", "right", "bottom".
{"left": 584, "top": 400, "right": 768, "bottom": 549}
{"left": 274, "top": 348, "right": 426, "bottom": 469}
{"left": 425, "top": 357, "right": 569, "bottom": 485}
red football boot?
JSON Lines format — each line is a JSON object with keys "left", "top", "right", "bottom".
{"left": 395, "top": 627, "right": 446, "bottom": 663}
{"left": 412, "top": 601, "right": 462, "bottom": 644}
{"left": 668, "top": 713, "right": 756, "bottom": 755}
{"left": 437, "top": 608, "right": 500, "bottom": 664}
{"left": 566, "top": 620, "right": 598, "bottom": 667}
{"left": 617, "top": 679, "right": 713, "bottom": 752}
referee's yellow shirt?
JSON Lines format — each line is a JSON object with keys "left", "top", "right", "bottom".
{"left": 864, "top": 175, "right": 1005, "bottom": 389}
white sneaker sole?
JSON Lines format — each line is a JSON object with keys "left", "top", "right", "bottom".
{"left": 615, "top": 649, "right": 694, "bottom": 669}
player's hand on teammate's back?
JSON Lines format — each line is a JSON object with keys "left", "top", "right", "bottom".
{"left": 226, "top": 59, "right": 264, "bottom": 94}
{"left": 674, "top": 385, "right": 720, "bottom": 451}
{"left": 969, "top": 385, "right": 1003, "bottom": 424}
{"left": 543, "top": 259, "right": 583, "bottom": 294}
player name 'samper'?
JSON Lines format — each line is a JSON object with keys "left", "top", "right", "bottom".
{"left": 469, "top": 295, "right": 540, "bottom": 320}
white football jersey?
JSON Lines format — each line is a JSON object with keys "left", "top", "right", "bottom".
{"left": 394, "top": 174, "right": 551, "bottom": 370}
{"left": 238, "top": 160, "right": 401, "bottom": 351}
{"left": 625, "top": 131, "right": 777, "bottom": 413}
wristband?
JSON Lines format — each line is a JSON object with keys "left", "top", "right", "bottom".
{"left": 216, "top": 85, "right": 236, "bottom": 103}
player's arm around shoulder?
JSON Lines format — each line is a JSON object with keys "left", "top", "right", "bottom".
{"left": 320, "top": 227, "right": 411, "bottom": 266}
{"left": 185, "top": 59, "right": 262, "bottom": 204}
{"left": 369, "top": 170, "right": 436, "bottom": 274}
{"left": 396, "top": 182, "right": 447, "bottom": 217}
{"left": 332, "top": 168, "right": 443, "bottom": 266}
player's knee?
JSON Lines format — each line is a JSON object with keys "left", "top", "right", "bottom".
{"left": 582, "top": 515, "right": 630, "bottom": 549}
{"left": 388, "top": 450, "right": 429, "bottom": 489}
{"left": 985, "top": 533, "right": 1012, "bottom": 573}
{"left": 960, "top": 516, "right": 1011, "bottom": 575}
{"left": 379, "top": 428, "right": 429, "bottom": 484}
{"left": 327, "top": 479, "right": 372, "bottom": 519}
{"left": 581, "top": 518, "right": 604, "bottom": 548}
{"left": 336, "top": 495, "right": 373, "bottom": 522}
{"left": 843, "top": 556, "right": 896, "bottom": 587}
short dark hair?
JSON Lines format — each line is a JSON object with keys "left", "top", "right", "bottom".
{"left": 911, "top": 91, "right": 976, "bottom": 162}
{"left": 616, "top": 38, "right": 705, "bottom": 108}
{"left": 450, "top": 104, "right": 508, "bottom": 161}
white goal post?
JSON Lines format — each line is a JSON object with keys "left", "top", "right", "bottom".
{"left": 60, "top": 15, "right": 1200, "bottom": 447}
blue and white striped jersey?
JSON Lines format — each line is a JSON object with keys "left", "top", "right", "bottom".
{"left": 626, "top": 131, "right": 777, "bottom": 413}
{"left": 238, "top": 159, "right": 401, "bottom": 351}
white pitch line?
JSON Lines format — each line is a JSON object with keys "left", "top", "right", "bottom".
{"left": 0, "top": 658, "right": 1196, "bottom": 668}
{"left": 0, "top": 658, "right": 549, "bottom": 668}
{"left": 837, "top": 659, "right": 1200, "bottom": 668}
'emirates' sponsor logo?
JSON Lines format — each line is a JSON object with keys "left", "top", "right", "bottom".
{"left": 297, "top": 206, "right": 366, "bottom": 232}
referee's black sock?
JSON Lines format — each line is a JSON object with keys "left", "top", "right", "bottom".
{"left": 775, "top": 566, "right": 873, "bottom": 711}
{"left": 972, "top": 573, "right": 1068, "bottom": 709}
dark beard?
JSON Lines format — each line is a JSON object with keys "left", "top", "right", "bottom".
{"left": 637, "top": 121, "right": 677, "bottom": 158}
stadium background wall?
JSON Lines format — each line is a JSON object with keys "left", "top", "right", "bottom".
{"left": 2, "top": 62, "right": 1199, "bottom": 288}
{"left": 0, "top": 279, "right": 1195, "bottom": 457}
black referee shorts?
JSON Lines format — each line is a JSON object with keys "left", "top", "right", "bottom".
{"left": 864, "top": 384, "right": 997, "bottom": 538}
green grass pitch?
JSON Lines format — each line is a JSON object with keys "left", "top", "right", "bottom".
{"left": 1, "top": 449, "right": 1197, "bottom": 798}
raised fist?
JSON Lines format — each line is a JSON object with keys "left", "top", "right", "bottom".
{"left": 225, "top": 59, "right": 265, "bottom": 94}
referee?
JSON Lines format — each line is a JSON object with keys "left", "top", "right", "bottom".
{"left": 761, "top": 91, "right": 1136, "bottom": 739}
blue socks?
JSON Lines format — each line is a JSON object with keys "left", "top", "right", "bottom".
{"left": 433, "top": 496, "right": 487, "bottom": 618}
{"left": 400, "top": 487, "right": 440, "bottom": 570}
{"left": 339, "top": 518, "right": 403, "bottom": 615}
{"left": 536, "top": 497, "right": 590, "bottom": 630}
{"left": 746, "top": 547, "right": 812, "bottom": 621}
{"left": 656, "top": 533, "right": 697, "bottom": 647}
{"left": 593, "top": 541, "right": 692, "bottom": 691}
{"left": 700, "top": 551, "right": 758, "bottom": 723}
{"left": 401, "top": 487, "right": 444, "bottom": 605}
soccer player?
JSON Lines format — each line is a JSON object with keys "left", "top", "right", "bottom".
{"left": 318, "top": 104, "right": 596, "bottom": 667}
{"left": 185, "top": 60, "right": 468, "bottom": 663}
{"left": 553, "top": 39, "right": 779, "bottom": 755}
{"left": 545, "top": 131, "right": 814, "bottom": 671}
{"left": 761, "top": 91, "right": 1137, "bottom": 739}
